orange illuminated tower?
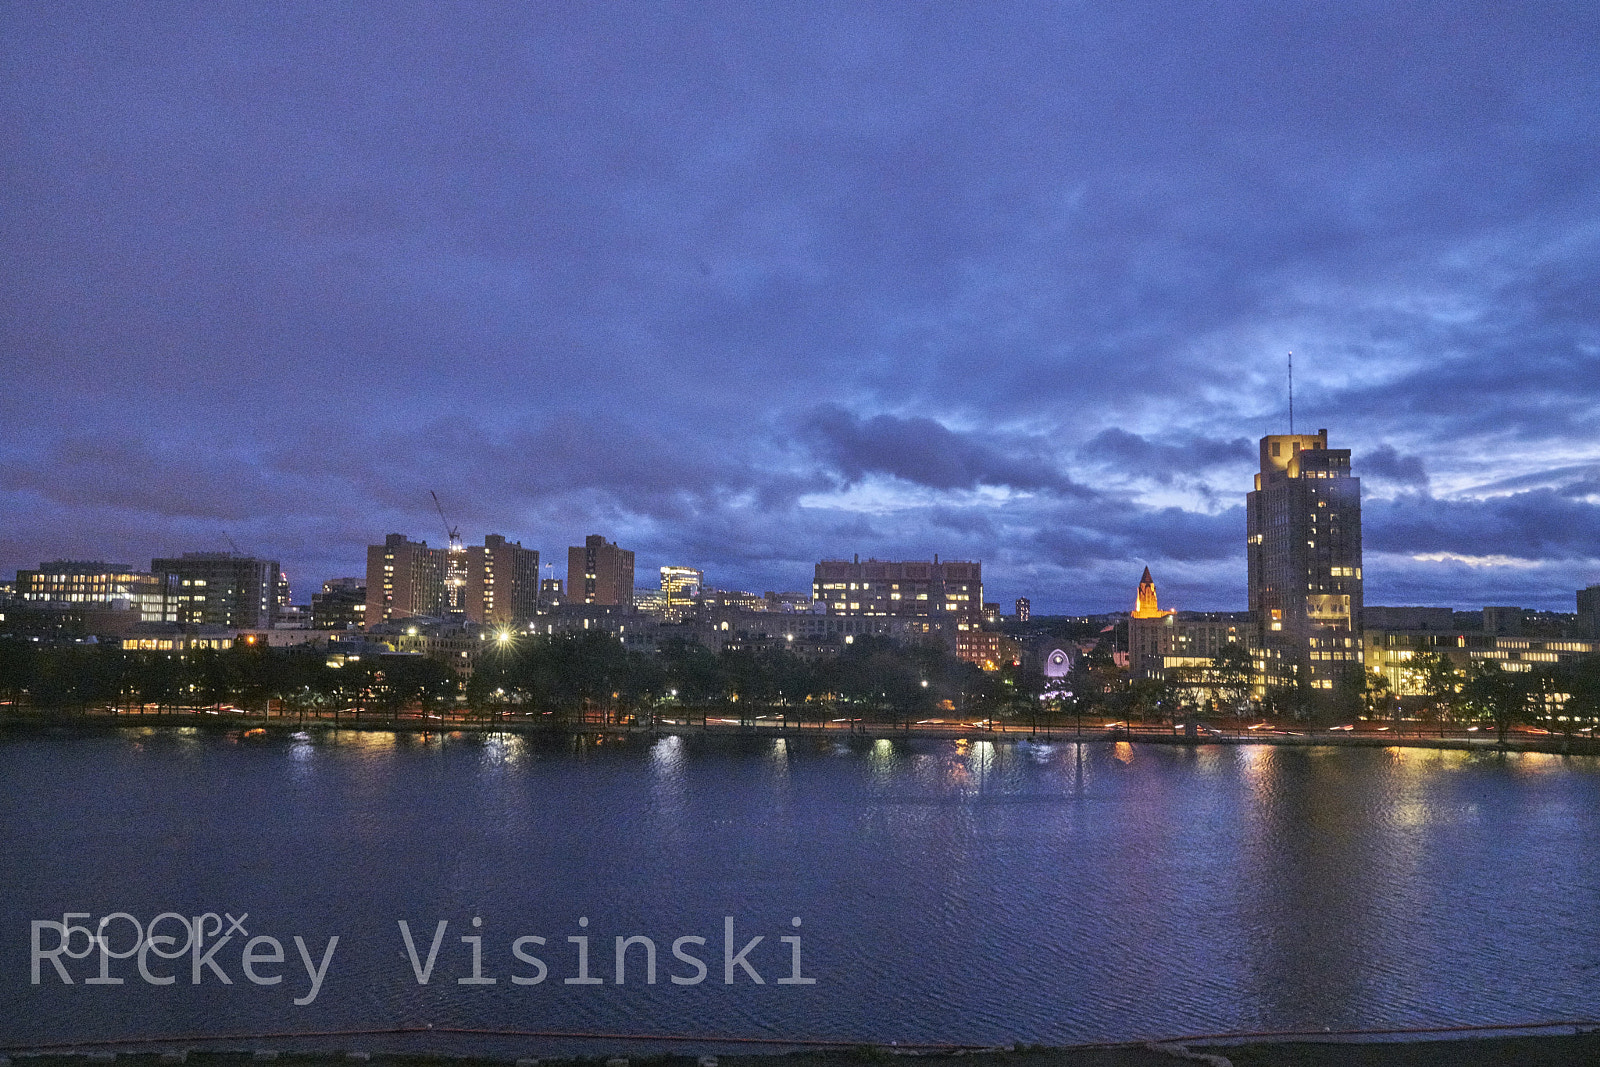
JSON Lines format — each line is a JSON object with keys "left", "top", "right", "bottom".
{"left": 1131, "top": 566, "right": 1170, "bottom": 619}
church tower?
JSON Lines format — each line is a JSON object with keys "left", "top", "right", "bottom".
{"left": 1132, "top": 566, "right": 1168, "bottom": 619}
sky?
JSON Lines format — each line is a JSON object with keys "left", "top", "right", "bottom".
{"left": 2, "top": 1, "right": 1598, "bottom": 614}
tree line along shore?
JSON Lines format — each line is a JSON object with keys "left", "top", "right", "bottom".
{"left": 2, "top": 631, "right": 1598, "bottom": 751}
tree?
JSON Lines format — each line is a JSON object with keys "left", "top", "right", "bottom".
{"left": 1461, "top": 659, "right": 1529, "bottom": 745}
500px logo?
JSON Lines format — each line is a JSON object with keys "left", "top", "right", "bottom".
{"left": 31, "top": 912, "right": 338, "bottom": 1005}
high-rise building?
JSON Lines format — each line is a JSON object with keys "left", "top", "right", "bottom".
{"left": 812, "top": 555, "right": 983, "bottom": 627}
{"left": 540, "top": 577, "right": 565, "bottom": 607}
{"left": 1246, "top": 429, "right": 1363, "bottom": 693}
{"left": 660, "top": 566, "right": 704, "bottom": 620}
{"left": 154, "top": 553, "right": 280, "bottom": 630}
{"left": 568, "top": 535, "right": 634, "bottom": 606}
{"left": 365, "top": 534, "right": 448, "bottom": 627}
{"left": 466, "top": 534, "right": 540, "bottom": 627}
{"left": 1579, "top": 584, "right": 1600, "bottom": 638}
{"left": 14, "top": 561, "right": 176, "bottom": 623}
{"left": 311, "top": 578, "right": 366, "bottom": 630}
{"left": 1014, "top": 597, "right": 1030, "bottom": 622}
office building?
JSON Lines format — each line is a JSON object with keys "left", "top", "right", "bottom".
{"left": 1246, "top": 429, "right": 1364, "bottom": 692}
{"left": 153, "top": 553, "right": 279, "bottom": 630}
{"left": 812, "top": 555, "right": 983, "bottom": 626}
{"left": 311, "top": 578, "right": 366, "bottom": 630}
{"left": 568, "top": 535, "right": 634, "bottom": 606}
{"left": 1015, "top": 597, "right": 1030, "bottom": 623}
{"left": 365, "top": 534, "right": 448, "bottom": 627}
{"left": 466, "top": 534, "right": 540, "bottom": 627}
{"left": 14, "top": 561, "right": 176, "bottom": 623}
{"left": 660, "top": 566, "right": 704, "bottom": 620}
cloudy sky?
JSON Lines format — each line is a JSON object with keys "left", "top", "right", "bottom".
{"left": 3, "top": 2, "right": 1598, "bottom": 613}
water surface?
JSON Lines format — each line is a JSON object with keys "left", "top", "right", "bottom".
{"left": 2, "top": 726, "right": 1598, "bottom": 1050}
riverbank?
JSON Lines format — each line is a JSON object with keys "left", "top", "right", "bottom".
{"left": 6, "top": 1031, "right": 1600, "bottom": 1067}
{"left": 3, "top": 706, "right": 1597, "bottom": 756}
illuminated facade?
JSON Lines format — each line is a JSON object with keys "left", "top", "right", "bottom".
{"left": 812, "top": 555, "right": 983, "bottom": 626}
{"left": 1246, "top": 430, "right": 1364, "bottom": 691}
{"left": 1015, "top": 597, "right": 1030, "bottom": 622}
{"left": 1127, "top": 568, "right": 1249, "bottom": 679}
{"left": 15, "top": 561, "right": 175, "bottom": 623}
{"left": 1365, "top": 628, "right": 1598, "bottom": 695}
{"left": 365, "top": 534, "right": 448, "bottom": 627}
{"left": 153, "top": 553, "right": 279, "bottom": 630}
{"left": 466, "top": 534, "right": 540, "bottom": 627}
{"left": 957, "top": 630, "right": 1021, "bottom": 671}
{"left": 660, "top": 566, "right": 704, "bottom": 619}
{"left": 568, "top": 535, "right": 634, "bottom": 606}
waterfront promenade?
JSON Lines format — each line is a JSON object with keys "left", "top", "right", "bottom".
{"left": 3, "top": 703, "right": 1594, "bottom": 755}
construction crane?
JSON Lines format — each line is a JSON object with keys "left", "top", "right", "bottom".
{"left": 431, "top": 491, "right": 467, "bottom": 617}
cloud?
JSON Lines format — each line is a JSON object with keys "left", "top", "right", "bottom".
{"left": 800, "top": 405, "right": 1088, "bottom": 496}
{"left": 1078, "top": 429, "right": 1254, "bottom": 483}
{"left": 1360, "top": 444, "right": 1430, "bottom": 487}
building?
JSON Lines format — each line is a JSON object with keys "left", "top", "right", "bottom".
{"left": 540, "top": 577, "right": 565, "bottom": 608}
{"left": 1364, "top": 606, "right": 1455, "bottom": 631}
{"left": 311, "top": 578, "right": 366, "bottom": 630}
{"left": 812, "top": 555, "right": 983, "bottom": 627}
{"left": 763, "top": 591, "right": 814, "bottom": 613}
{"left": 466, "top": 534, "right": 540, "bottom": 628}
{"left": 153, "top": 553, "right": 279, "bottom": 630}
{"left": 1127, "top": 568, "right": 1250, "bottom": 679}
{"left": 1365, "top": 627, "right": 1599, "bottom": 695}
{"left": 365, "top": 534, "right": 448, "bottom": 627}
{"left": 957, "top": 631, "right": 1021, "bottom": 671}
{"left": 568, "top": 535, "right": 634, "bottom": 606}
{"left": 1015, "top": 597, "right": 1030, "bottom": 623}
{"left": 14, "top": 561, "right": 176, "bottom": 623}
{"left": 660, "top": 566, "right": 704, "bottom": 620}
{"left": 1579, "top": 584, "right": 1600, "bottom": 638}
{"left": 1246, "top": 429, "right": 1364, "bottom": 693}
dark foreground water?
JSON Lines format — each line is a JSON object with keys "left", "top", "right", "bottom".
{"left": 2, "top": 725, "right": 1599, "bottom": 1052}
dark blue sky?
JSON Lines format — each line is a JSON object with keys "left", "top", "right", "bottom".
{"left": 3, "top": 2, "right": 1598, "bottom": 613}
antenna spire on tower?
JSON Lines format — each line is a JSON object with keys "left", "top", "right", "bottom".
{"left": 1288, "top": 351, "right": 1294, "bottom": 434}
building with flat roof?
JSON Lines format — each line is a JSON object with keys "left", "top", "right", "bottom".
{"left": 467, "top": 534, "right": 540, "bottom": 627}
{"left": 568, "top": 535, "right": 634, "bottom": 607}
{"left": 660, "top": 566, "right": 703, "bottom": 620}
{"left": 312, "top": 578, "right": 366, "bottom": 630}
{"left": 1246, "top": 429, "right": 1364, "bottom": 694}
{"left": 812, "top": 555, "right": 983, "bottom": 627}
{"left": 153, "top": 553, "right": 279, "bottom": 630}
{"left": 14, "top": 561, "right": 176, "bottom": 623}
{"left": 366, "top": 534, "right": 448, "bottom": 627}
{"left": 1015, "top": 597, "right": 1030, "bottom": 623}
{"left": 1579, "top": 584, "right": 1600, "bottom": 638}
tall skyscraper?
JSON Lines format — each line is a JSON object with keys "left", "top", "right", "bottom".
{"left": 1246, "top": 429, "right": 1364, "bottom": 694}
{"left": 568, "top": 535, "right": 634, "bottom": 606}
{"left": 466, "top": 534, "right": 540, "bottom": 627}
{"left": 365, "top": 534, "right": 448, "bottom": 627}
{"left": 154, "top": 553, "right": 280, "bottom": 630}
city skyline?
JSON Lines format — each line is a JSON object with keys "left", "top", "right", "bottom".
{"left": 3, "top": 4, "right": 1598, "bottom": 613}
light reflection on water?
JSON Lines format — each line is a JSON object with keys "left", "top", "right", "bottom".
{"left": 1, "top": 728, "right": 1598, "bottom": 1052}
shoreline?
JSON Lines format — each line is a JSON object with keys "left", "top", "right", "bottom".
{"left": 5, "top": 1029, "right": 1600, "bottom": 1067}
{"left": 3, "top": 708, "right": 1597, "bottom": 756}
